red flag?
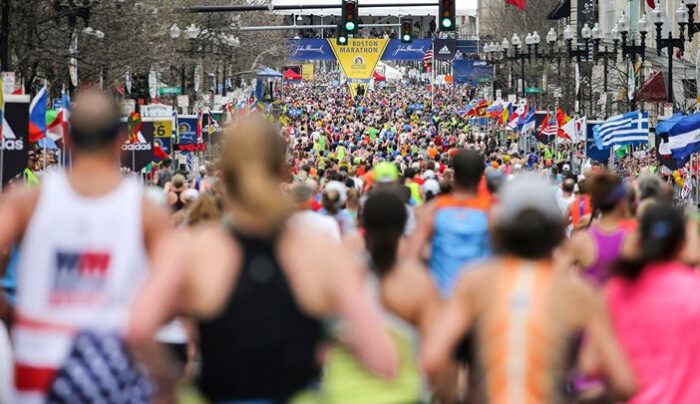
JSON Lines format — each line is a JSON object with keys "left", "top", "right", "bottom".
{"left": 506, "top": 0, "right": 526, "bottom": 10}
{"left": 154, "top": 144, "right": 169, "bottom": 160}
{"left": 555, "top": 108, "right": 571, "bottom": 139}
{"left": 647, "top": 0, "right": 655, "bottom": 9}
{"left": 196, "top": 112, "right": 203, "bottom": 139}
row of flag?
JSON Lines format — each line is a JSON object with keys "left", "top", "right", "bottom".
{"left": 463, "top": 98, "right": 585, "bottom": 142}
{"left": 658, "top": 112, "right": 700, "bottom": 164}
{"left": 1, "top": 85, "right": 71, "bottom": 144}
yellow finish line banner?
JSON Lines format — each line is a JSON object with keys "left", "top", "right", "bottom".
{"left": 328, "top": 38, "right": 389, "bottom": 80}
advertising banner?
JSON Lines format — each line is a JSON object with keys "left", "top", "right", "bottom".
{"left": 329, "top": 38, "right": 389, "bottom": 80}
{"left": 301, "top": 63, "right": 314, "bottom": 80}
{"left": 381, "top": 39, "right": 432, "bottom": 61}
{"left": 456, "top": 40, "right": 479, "bottom": 56}
{"left": 153, "top": 119, "right": 172, "bottom": 160}
{"left": 434, "top": 39, "right": 457, "bottom": 60}
{"left": 121, "top": 120, "right": 155, "bottom": 172}
{"left": 287, "top": 39, "right": 336, "bottom": 61}
{"left": 1, "top": 94, "right": 30, "bottom": 187}
{"left": 177, "top": 116, "right": 198, "bottom": 145}
{"left": 453, "top": 60, "right": 493, "bottom": 85}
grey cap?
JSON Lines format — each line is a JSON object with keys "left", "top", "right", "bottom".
{"left": 494, "top": 174, "right": 560, "bottom": 225}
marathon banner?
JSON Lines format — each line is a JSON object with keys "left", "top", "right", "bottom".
{"left": 177, "top": 144, "right": 206, "bottom": 152}
{"left": 287, "top": 39, "right": 336, "bottom": 61}
{"left": 1, "top": 94, "right": 30, "bottom": 187}
{"left": 153, "top": 119, "right": 172, "bottom": 161}
{"left": 120, "top": 120, "right": 155, "bottom": 172}
{"left": 453, "top": 60, "right": 493, "bottom": 85}
{"left": 381, "top": 39, "right": 432, "bottom": 61}
{"left": 329, "top": 38, "right": 389, "bottom": 80}
{"left": 434, "top": 39, "right": 457, "bottom": 60}
{"left": 176, "top": 116, "right": 198, "bottom": 145}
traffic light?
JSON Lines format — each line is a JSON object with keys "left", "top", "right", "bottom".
{"left": 401, "top": 20, "right": 413, "bottom": 43}
{"left": 342, "top": 0, "right": 358, "bottom": 34}
{"left": 439, "top": 0, "right": 456, "bottom": 31}
{"left": 336, "top": 24, "right": 348, "bottom": 45}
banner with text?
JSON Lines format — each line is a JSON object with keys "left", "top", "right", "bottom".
{"left": 453, "top": 60, "right": 493, "bottom": 85}
{"left": 287, "top": 39, "right": 336, "bottom": 61}
{"left": 2, "top": 95, "right": 30, "bottom": 187}
{"left": 121, "top": 120, "right": 155, "bottom": 172}
{"left": 328, "top": 38, "right": 389, "bottom": 80}
{"left": 176, "top": 116, "right": 198, "bottom": 145}
{"left": 381, "top": 39, "right": 432, "bottom": 61}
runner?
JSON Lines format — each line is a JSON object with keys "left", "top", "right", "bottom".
{"left": 324, "top": 190, "right": 442, "bottom": 403}
{"left": 409, "top": 150, "right": 491, "bottom": 296}
{"left": 128, "top": 116, "right": 398, "bottom": 403}
{"left": 0, "top": 89, "right": 172, "bottom": 402}
{"left": 607, "top": 203, "right": 700, "bottom": 403}
{"left": 421, "top": 174, "right": 637, "bottom": 402}
{"left": 565, "top": 172, "right": 634, "bottom": 286}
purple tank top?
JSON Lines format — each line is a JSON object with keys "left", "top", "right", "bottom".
{"left": 583, "top": 226, "right": 626, "bottom": 286}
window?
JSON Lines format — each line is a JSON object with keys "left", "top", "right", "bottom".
{"left": 682, "top": 79, "right": 697, "bottom": 99}
{"left": 605, "top": 0, "right": 616, "bottom": 34}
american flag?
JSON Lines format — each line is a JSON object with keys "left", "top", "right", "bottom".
{"left": 423, "top": 49, "right": 433, "bottom": 71}
{"left": 539, "top": 113, "right": 558, "bottom": 137}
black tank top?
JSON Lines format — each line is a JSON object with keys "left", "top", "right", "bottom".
{"left": 171, "top": 190, "right": 185, "bottom": 211}
{"left": 197, "top": 228, "right": 323, "bottom": 401}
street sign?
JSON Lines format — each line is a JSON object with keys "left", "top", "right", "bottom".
{"left": 158, "top": 86, "right": 182, "bottom": 96}
{"left": 525, "top": 87, "right": 542, "bottom": 93}
{"left": 553, "top": 88, "right": 562, "bottom": 98}
{"left": 177, "top": 95, "right": 189, "bottom": 108}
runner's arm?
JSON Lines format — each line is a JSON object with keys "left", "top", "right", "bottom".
{"left": 326, "top": 239, "right": 399, "bottom": 379}
{"left": 578, "top": 287, "right": 637, "bottom": 401}
{"left": 125, "top": 199, "right": 177, "bottom": 342}
{"left": 406, "top": 201, "right": 435, "bottom": 261}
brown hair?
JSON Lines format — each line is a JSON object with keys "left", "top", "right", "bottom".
{"left": 588, "top": 171, "right": 624, "bottom": 213}
{"left": 188, "top": 193, "right": 223, "bottom": 226}
{"left": 219, "top": 116, "right": 293, "bottom": 231}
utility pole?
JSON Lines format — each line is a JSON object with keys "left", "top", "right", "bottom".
{"left": 1, "top": 0, "right": 10, "bottom": 71}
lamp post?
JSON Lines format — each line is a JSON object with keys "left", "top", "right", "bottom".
{"left": 652, "top": 0, "right": 686, "bottom": 108}
{"left": 484, "top": 41, "right": 503, "bottom": 99}
{"left": 591, "top": 22, "right": 619, "bottom": 117}
{"left": 562, "top": 23, "right": 593, "bottom": 114}
{"left": 501, "top": 33, "right": 531, "bottom": 99}
{"left": 617, "top": 12, "right": 648, "bottom": 111}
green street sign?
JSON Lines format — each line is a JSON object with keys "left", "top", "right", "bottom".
{"left": 525, "top": 87, "right": 542, "bottom": 93}
{"left": 158, "top": 86, "right": 182, "bottom": 95}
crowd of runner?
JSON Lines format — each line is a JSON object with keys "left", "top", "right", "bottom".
{"left": 1, "top": 82, "right": 700, "bottom": 404}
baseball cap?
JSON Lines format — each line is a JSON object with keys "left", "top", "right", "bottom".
{"left": 494, "top": 174, "right": 560, "bottom": 225}
{"left": 422, "top": 169, "right": 436, "bottom": 180}
{"left": 323, "top": 181, "right": 348, "bottom": 206}
{"left": 373, "top": 162, "right": 400, "bottom": 183}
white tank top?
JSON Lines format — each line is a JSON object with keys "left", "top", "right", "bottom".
{"left": 13, "top": 170, "right": 148, "bottom": 399}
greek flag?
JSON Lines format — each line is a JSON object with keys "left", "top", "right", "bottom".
{"left": 666, "top": 112, "right": 700, "bottom": 163}
{"left": 593, "top": 111, "right": 649, "bottom": 150}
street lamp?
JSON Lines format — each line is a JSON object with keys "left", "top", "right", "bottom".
{"left": 652, "top": 0, "right": 686, "bottom": 108}
{"left": 617, "top": 12, "right": 648, "bottom": 111}
{"left": 590, "top": 22, "right": 618, "bottom": 117}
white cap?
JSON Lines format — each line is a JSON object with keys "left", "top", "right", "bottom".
{"left": 422, "top": 169, "right": 436, "bottom": 180}
{"left": 563, "top": 163, "right": 571, "bottom": 172}
{"left": 494, "top": 174, "right": 560, "bottom": 225}
{"left": 421, "top": 179, "right": 441, "bottom": 196}
{"left": 323, "top": 181, "right": 348, "bottom": 206}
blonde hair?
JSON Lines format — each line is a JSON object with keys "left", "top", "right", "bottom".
{"left": 219, "top": 116, "right": 293, "bottom": 231}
